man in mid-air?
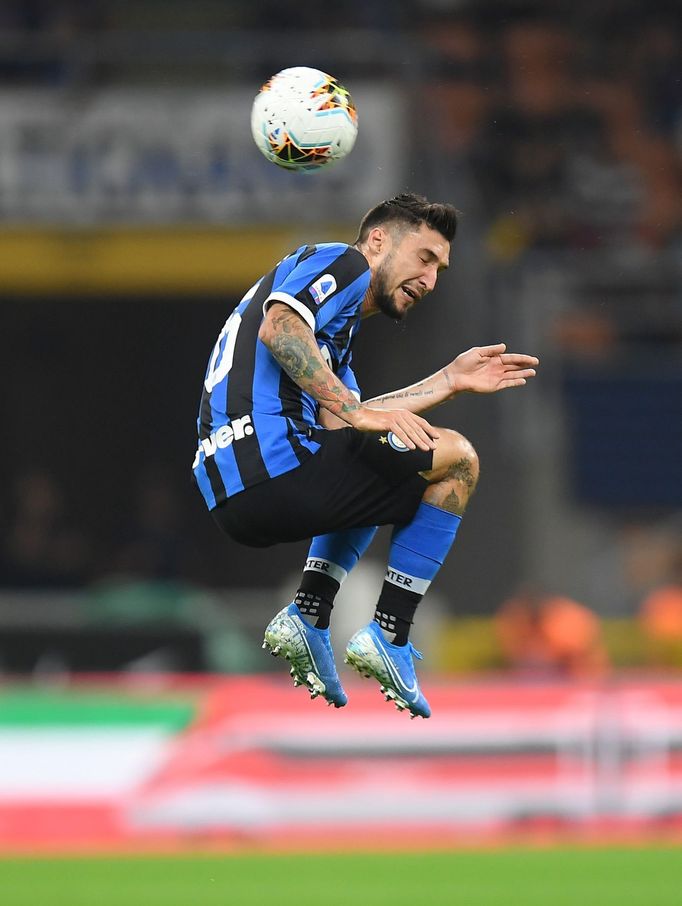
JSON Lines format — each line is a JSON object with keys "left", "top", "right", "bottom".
{"left": 192, "top": 193, "right": 539, "bottom": 718}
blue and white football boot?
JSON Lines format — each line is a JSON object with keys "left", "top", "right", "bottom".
{"left": 345, "top": 621, "right": 431, "bottom": 719}
{"left": 263, "top": 603, "right": 348, "bottom": 708}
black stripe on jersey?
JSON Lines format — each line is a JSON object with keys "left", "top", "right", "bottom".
{"left": 227, "top": 271, "right": 276, "bottom": 488}
{"left": 278, "top": 370, "right": 310, "bottom": 465}
{"left": 296, "top": 244, "right": 318, "bottom": 264}
{"left": 199, "top": 387, "right": 228, "bottom": 504}
{"left": 296, "top": 246, "right": 369, "bottom": 313}
{"left": 199, "top": 388, "right": 212, "bottom": 440}
{"left": 333, "top": 312, "right": 360, "bottom": 367}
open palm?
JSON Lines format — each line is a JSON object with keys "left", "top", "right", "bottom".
{"left": 452, "top": 344, "right": 539, "bottom": 393}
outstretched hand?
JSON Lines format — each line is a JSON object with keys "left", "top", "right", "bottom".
{"left": 449, "top": 344, "right": 539, "bottom": 394}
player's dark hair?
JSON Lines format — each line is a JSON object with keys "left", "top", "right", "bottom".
{"left": 354, "top": 192, "right": 459, "bottom": 245}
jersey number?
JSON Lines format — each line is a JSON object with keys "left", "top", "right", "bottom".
{"left": 204, "top": 310, "right": 242, "bottom": 392}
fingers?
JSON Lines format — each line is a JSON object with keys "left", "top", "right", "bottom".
{"left": 395, "top": 429, "right": 433, "bottom": 452}
{"left": 498, "top": 366, "right": 537, "bottom": 386}
{"left": 393, "top": 413, "right": 439, "bottom": 452}
{"left": 499, "top": 372, "right": 542, "bottom": 388}
{"left": 498, "top": 359, "right": 540, "bottom": 389}
{"left": 358, "top": 407, "right": 440, "bottom": 452}
{"left": 500, "top": 378, "right": 527, "bottom": 388}
{"left": 418, "top": 416, "right": 440, "bottom": 440}
{"left": 479, "top": 343, "right": 507, "bottom": 357}
{"left": 500, "top": 353, "right": 540, "bottom": 366}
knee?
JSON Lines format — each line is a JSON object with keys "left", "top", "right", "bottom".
{"left": 427, "top": 428, "right": 480, "bottom": 491}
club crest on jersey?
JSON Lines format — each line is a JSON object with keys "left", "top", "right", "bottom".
{"left": 387, "top": 431, "right": 409, "bottom": 452}
{"left": 309, "top": 274, "right": 337, "bottom": 306}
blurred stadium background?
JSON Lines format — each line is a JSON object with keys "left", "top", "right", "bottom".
{"left": 1, "top": 0, "right": 682, "bottom": 889}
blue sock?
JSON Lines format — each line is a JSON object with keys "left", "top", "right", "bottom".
{"left": 374, "top": 503, "right": 461, "bottom": 644}
{"left": 294, "top": 526, "right": 377, "bottom": 628}
{"left": 306, "top": 525, "right": 378, "bottom": 585}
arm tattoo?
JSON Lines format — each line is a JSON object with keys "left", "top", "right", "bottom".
{"left": 378, "top": 385, "right": 435, "bottom": 404}
{"left": 270, "top": 333, "right": 323, "bottom": 381}
{"left": 442, "top": 367, "right": 455, "bottom": 394}
{"left": 365, "top": 368, "right": 454, "bottom": 414}
{"left": 266, "top": 308, "right": 361, "bottom": 417}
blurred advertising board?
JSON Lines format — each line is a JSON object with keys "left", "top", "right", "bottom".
{"left": 2, "top": 677, "right": 682, "bottom": 852}
{"left": 0, "top": 85, "right": 403, "bottom": 294}
{"left": 0, "top": 86, "right": 403, "bottom": 226}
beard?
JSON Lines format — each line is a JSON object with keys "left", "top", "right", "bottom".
{"left": 371, "top": 258, "right": 407, "bottom": 321}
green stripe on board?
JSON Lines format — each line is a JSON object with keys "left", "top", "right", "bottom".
{"left": 0, "top": 690, "right": 195, "bottom": 730}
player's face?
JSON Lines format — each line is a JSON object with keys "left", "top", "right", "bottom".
{"left": 371, "top": 223, "right": 450, "bottom": 320}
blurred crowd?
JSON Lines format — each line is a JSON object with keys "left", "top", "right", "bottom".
{"left": 494, "top": 557, "right": 682, "bottom": 678}
{"left": 0, "top": 466, "right": 192, "bottom": 589}
{"left": 420, "top": 4, "right": 681, "bottom": 257}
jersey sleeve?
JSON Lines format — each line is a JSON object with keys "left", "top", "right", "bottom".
{"left": 337, "top": 361, "right": 361, "bottom": 400}
{"left": 263, "top": 244, "right": 370, "bottom": 332}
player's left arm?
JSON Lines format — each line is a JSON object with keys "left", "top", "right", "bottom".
{"left": 363, "top": 343, "right": 540, "bottom": 414}
{"left": 318, "top": 360, "right": 361, "bottom": 430}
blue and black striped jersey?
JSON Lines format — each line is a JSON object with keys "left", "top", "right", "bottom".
{"left": 193, "top": 242, "right": 370, "bottom": 509}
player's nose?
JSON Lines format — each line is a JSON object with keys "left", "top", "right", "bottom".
{"left": 420, "top": 267, "right": 438, "bottom": 293}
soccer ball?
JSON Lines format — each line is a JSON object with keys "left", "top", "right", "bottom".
{"left": 250, "top": 67, "right": 358, "bottom": 172}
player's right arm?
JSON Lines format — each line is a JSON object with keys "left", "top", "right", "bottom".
{"left": 258, "top": 303, "right": 439, "bottom": 451}
{"left": 364, "top": 345, "right": 539, "bottom": 414}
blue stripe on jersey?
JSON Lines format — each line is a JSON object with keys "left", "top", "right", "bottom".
{"left": 272, "top": 245, "right": 370, "bottom": 333}
{"left": 274, "top": 244, "right": 353, "bottom": 299}
{"left": 338, "top": 362, "right": 360, "bottom": 399}
{"left": 193, "top": 243, "right": 369, "bottom": 509}
{"left": 297, "top": 432, "right": 322, "bottom": 455}
{"left": 312, "top": 265, "right": 368, "bottom": 333}
{"left": 219, "top": 442, "right": 245, "bottom": 496}
{"left": 252, "top": 329, "right": 290, "bottom": 416}
{"left": 249, "top": 412, "right": 322, "bottom": 477}
{"left": 193, "top": 428, "right": 245, "bottom": 498}
{"left": 193, "top": 461, "right": 217, "bottom": 509}
{"left": 197, "top": 377, "right": 228, "bottom": 504}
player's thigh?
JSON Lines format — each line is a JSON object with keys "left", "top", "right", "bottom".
{"left": 212, "top": 427, "right": 431, "bottom": 545}
{"left": 315, "top": 426, "right": 433, "bottom": 529}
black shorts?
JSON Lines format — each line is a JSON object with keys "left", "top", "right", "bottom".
{"left": 211, "top": 427, "right": 433, "bottom": 547}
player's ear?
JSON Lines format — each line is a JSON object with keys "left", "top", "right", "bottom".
{"left": 367, "top": 226, "right": 387, "bottom": 256}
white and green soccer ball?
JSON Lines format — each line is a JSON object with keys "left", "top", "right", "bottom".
{"left": 250, "top": 66, "right": 358, "bottom": 172}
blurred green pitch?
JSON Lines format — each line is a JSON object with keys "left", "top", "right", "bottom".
{"left": 2, "top": 848, "right": 681, "bottom": 906}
